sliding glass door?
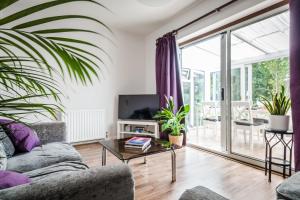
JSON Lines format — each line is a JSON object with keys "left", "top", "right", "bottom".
{"left": 180, "top": 9, "right": 291, "bottom": 165}
{"left": 230, "top": 11, "right": 290, "bottom": 162}
{"left": 181, "top": 34, "right": 226, "bottom": 152}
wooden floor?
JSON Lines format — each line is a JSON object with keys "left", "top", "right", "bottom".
{"left": 188, "top": 127, "right": 292, "bottom": 162}
{"left": 75, "top": 143, "right": 283, "bottom": 200}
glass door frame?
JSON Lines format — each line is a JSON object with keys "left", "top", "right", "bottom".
{"left": 182, "top": 5, "right": 289, "bottom": 171}
{"left": 181, "top": 32, "right": 228, "bottom": 153}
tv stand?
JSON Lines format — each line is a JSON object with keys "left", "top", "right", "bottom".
{"left": 117, "top": 119, "right": 159, "bottom": 139}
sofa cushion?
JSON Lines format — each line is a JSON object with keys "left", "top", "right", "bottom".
{"left": 179, "top": 186, "right": 229, "bottom": 200}
{"left": 0, "top": 120, "right": 40, "bottom": 152}
{"left": 0, "top": 144, "right": 7, "bottom": 170}
{"left": 7, "top": 142, "right": 82, "bottom": 173}
{"left": 24, "top": 161, "right": 88, "bottom": 182}
{"left": 0, "top": 170, "right": 31, "bottom": 190}
{"left": 277, "top": 172, "right": 300, "bottom": 200}
{"left": 0, "top": 125, "right": 15, "bottom": 157}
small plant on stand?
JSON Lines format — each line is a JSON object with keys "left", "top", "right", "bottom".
{"left": 154, "top": 96, "right": 190, "bottom": 147}
{"left": 260, "top": 85, "right": 291, "bottom": 131}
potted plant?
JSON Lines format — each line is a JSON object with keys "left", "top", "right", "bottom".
{"left": 260, "top": 85, "right": 291, "bottom": 131}
{"left": 154, "top": 96, "right": 190, "bottom": 147}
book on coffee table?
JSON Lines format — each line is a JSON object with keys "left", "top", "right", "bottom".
{"left": 125, "top": 137, "right": 151, "bottom": 150}
{"left": 125, "top": 144, "right": 152, "bottom": 153}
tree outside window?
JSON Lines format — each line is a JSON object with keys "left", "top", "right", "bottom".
{"left": 252, "top": 57, "right": 289, "bottom": 104}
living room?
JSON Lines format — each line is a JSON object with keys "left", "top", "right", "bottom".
{"left": 0, "top": 0, "right": 299, "bottom": 199}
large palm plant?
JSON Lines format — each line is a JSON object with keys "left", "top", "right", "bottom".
{"left": 0, "top": 0, "right": 111, "bottom": 122}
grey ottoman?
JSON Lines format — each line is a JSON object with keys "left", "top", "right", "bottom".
{"left": 179, "top": 186, "right": 229, "bottom": 200}
{"left": 277, "top": 172, "right": 300, "bottom": 200}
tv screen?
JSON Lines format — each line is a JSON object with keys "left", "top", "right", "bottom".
{"left": 118, "top": 94, "right": 160, "bottom": 120}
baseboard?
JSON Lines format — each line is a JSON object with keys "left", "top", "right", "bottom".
{"left": 71, "top": 139, "right": 104, "bottom": 146}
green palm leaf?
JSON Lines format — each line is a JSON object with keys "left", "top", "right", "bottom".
{"left": 0, "top": 0, "right": 112, "bottom": 122}
{"left": 0, "top": 0, "right": 18, "bottom": 11}
{"left": 12, "top": 15, "right": 112, "bottom": 34}
{"left": 0, "top": 0, "right": 109, "bottom": 25}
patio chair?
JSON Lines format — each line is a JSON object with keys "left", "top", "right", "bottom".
{"left": 201, "top": 101, "right": 221, "bottom": 136}
{"left": 231, "top": 101, "right": 266, "bottom": 150}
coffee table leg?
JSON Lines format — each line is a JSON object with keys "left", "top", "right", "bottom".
{"left": 123, "top": 160, "right": 130, "bottom": 164}
{"left": 102, "top": 147, "right": 106, "bottom": 166}
{"left": 171, "top": 149, "right": 176, "bottom": 182}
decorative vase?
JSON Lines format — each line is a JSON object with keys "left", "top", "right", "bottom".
{"left": 269, "top": 115, "right": 290, "bottom": 131}
{"left": 168, "top": 134, "right": 183, "bottom": 147}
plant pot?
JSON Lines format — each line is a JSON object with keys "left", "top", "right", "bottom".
{"left": 168, "top": 134, "right": 183, "bottom": 147}
{"left": 269, "top": 115, "right": 290, "bottom": 131}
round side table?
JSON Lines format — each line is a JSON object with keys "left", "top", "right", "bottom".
{"left": 264, "top": 129, "right": 293, "bottom": 182}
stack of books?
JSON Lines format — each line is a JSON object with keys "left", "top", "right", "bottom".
{"left": 125, "top": 137, "right": 151, "bottom": 152}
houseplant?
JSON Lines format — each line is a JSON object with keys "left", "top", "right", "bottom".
{"left": 0, "top": 0, "right": 111, "bottom": 122}
{"left": 154, "top": 96, "right": 190, "bottom": 147}
{"left": 260, "top": 85, "right": 291, "bottom": 131}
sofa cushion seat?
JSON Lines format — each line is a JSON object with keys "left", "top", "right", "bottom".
{"left": 24, "top": 161, "right": 88, "bottom": 182}
{"left": 277, "top": 172, "right": 300, "bottom": 199}
{"left": 7, "top": 143, "right": 82, "bottom": 173}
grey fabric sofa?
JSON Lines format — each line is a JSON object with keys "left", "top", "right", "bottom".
{"left": 0, "top": 122, "right": 135, "bottom": 200}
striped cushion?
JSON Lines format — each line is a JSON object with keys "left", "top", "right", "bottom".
{"left": 0, "top": 125, "right": 15, "bottom": 157}
{"left": 0, "top": 144, "right": 7, "bottom": 170}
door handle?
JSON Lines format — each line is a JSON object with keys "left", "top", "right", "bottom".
{"left": 221, "top": 88, "right": 225, "bottom": 101}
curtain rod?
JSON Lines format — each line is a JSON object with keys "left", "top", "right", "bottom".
{"left": 172, "top": 0, "right": 238, "bottom": 33}
{"left": 156, "top": 0, "right": 239, "bottom": 42}
{"left": 174, "top": 0, "right": 239, "bottom": 34}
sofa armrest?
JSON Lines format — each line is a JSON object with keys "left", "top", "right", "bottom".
{"left": 0, "top": 164, "right": 135, "bottom": 200}
{"left": 31, "top": 122, "right": 66, "bottom": 144}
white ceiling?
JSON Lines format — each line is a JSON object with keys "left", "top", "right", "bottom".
{"left": 181, "top": 11, "right": 289, "bottom": 72}
{"left": 99, "top": 0, "right": 203, "bottom": 35}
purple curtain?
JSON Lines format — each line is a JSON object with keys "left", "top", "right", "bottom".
{"left": 155, "top": 32, "right": 185, "bottom": 144}
{"left": 290, "top": 0, "right": 300, "bottom": 171}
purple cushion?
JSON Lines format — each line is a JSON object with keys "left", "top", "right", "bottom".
{"left": 0, "top": 119, "right": 40, "bottom": 152}
{"left": 0, "top": 170, "right": 31, "bottom": 189}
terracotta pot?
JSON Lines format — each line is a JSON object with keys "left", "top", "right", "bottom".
{"left": 168, "top": 134, "right": 183, "bottom": 147}
{"left": 269, "top": 115, "right": 290, "bottom": 131}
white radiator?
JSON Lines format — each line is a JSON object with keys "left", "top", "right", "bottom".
{"left": 63, "top": 109, "right": 105, "bottom": 143}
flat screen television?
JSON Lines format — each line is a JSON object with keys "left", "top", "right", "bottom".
{"left": 118, "top": 94, "right": 160, "bottom": 120}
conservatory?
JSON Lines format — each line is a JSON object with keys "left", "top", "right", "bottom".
{"left": 180, "top": 11, "right": 290, "bottom": 162}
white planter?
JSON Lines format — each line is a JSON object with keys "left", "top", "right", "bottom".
{"left": 269, "top": 115, "right": 290, "bottom": 131}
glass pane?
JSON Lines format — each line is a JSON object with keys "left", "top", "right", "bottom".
{"left": 231, "top": 11, "right": 292, "bottom": 164}
{"left": 183, "top": 81, "right": 191, "bottom": 126}
{"left": 231, "top": 68, "right": 241, "bottom": 101}
{"left": 193, "top": 72, "right": 205, "bottom": 126}
{"left": 181, "top": 35, "right": 223, "bottom": 152}
{"left": 210, "top": 72, "right": 220, "bottom": 101}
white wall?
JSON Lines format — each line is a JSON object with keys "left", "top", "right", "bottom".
{"left": 144, "top": 0, "right": 275, "bottom": 93}
{"left": 63, "top": 30, "right": 146, "bottom": 137}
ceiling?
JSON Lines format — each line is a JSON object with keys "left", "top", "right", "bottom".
{"left": 99, "top": 0, "right": 203, "bottom": 35}
{"left": 3, "top": 0, "right": 203, "bottom": 35}
{"left": 181, "top": 11, "right": 289, "bottom": 72}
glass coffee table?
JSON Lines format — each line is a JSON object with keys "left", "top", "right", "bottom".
{"left": 99, "top": 138, "right": 177, "bottom": 182}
